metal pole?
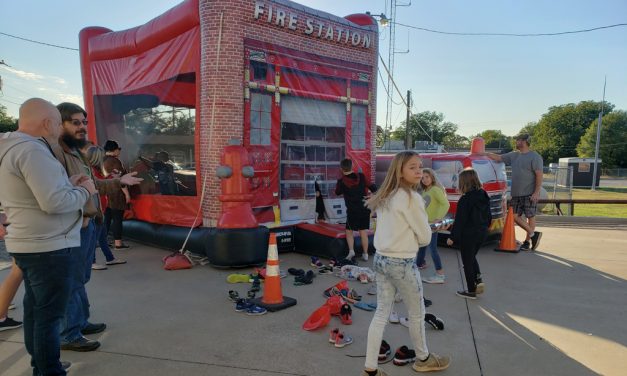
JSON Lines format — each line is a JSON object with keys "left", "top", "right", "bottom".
{"left": 591, "top": 76, "right": 606, "bottom": 191}
{"left": 405, "top": 90, "right": 411, "bottom": 149}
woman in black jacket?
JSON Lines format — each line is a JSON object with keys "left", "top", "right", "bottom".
{"left": 447, "top": 168, "right": 492, "bottom": 299}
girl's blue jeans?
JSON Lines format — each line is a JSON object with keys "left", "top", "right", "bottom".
{"left": 416, "top": 232, "right": 442, "bottom": 271}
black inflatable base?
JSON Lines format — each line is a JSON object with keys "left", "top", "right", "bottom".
{"left": 122, "top": 220, "right": 269, "bottom": 268}
{"left": 293, "top": 223, "right": 375, "bottom": 260}
{"left": 250, "top": 296, "right": 297, "bottom": 312}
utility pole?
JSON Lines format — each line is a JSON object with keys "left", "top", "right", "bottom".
{"left": 405, "top": 90, "right": 412, "bottom": 150}
{"left": 591, "top": 76, "right": 606, "bottom": 191}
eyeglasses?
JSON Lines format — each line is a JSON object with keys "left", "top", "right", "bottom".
{"left": 67, "top": 119, "right": 88, "bottom": 126}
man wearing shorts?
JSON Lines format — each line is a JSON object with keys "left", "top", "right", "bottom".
{"left": 485, "top": 134, "right": 543, "bottom": 250}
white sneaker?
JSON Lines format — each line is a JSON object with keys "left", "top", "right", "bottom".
{"left": 105, "top": 258, "right": 127, "bottom": 266}
{"left": 91, "top": 263, "right": 107, "bottom": 270}
{"left": 422, "top": 274, "right": 445, "bottom": 284}
{"left": 399, "top": 317, "right": 409, "bottom": 328}
{"left": 346, "top": 250, "right": 355, "bottom": 260}
{"left": 362, "top": 252, "right": 369, "bottom": 261}
{"left": 389, "top": 311, "right": 400, "bottom": 323}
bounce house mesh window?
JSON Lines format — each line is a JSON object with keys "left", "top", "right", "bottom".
{"left": 351, "top": 105, "right": 367, "bottom": 150}
{"left": 93, "top": 74, "right": 198, "bottom": 197}
{"left": 250, "top": 93, "right": 271, "bottom": 145}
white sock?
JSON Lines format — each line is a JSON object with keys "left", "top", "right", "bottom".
{"left": 346, "top": 250, "right": 355, "bottom": 259}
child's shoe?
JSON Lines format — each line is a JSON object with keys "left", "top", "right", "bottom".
{"left": 334, "top": 331, "right": 354, "bottom": 348}
{"left": 393, "top": 346, "right": 416, "bottom": 366}
{"left": 340, "top": 303, "right": 352, "bottom": 325}
{"left": 456, "top": 290, "right": 477, "bottom": 300}
{"left": 378, "top": 339, "right": 391, "bottom": 361}
{"left": 412, "top": 353, "right": 451, "bottom": 372}
{"left": 329, "top": 328, "right": 340, "bottom": 343}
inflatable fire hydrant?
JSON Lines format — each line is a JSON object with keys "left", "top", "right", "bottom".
{"left": 216, "top": 140, "right": 258, "bottom": 229}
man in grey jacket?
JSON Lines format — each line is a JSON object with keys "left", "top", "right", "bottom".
{"left": 0, "top": 98, "right": 96, "bottom": 375}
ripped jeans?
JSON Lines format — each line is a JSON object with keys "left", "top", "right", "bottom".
{"left": 365, "top": 253, "right": 429, "bottom": 369}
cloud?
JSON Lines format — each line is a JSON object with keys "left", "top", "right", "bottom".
{"left": 51, "top": 76, "right": 67, "bottom": 85}
{"left": 57, "top": 93, "right": 84, "bottom": 106}
{"left": 1, "top": 66, "right": 44, "bottom": 81}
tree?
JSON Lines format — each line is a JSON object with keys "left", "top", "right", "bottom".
{"left": 0, "top": 104, "right": 17, "bottom": 133}
{"left": 390, "top": 111, "right": 458, "bottom": 145}
{"left": 442, "top": 133, "right": 470, "bottom": 149}
{"left": 533, "top": 101, "right": 614, "bottom": 163}
{"left": 474, "top": 129, "right": 512, "bottom": 152}
{"left": 577, "top": 111, "right": 627, "bottom": 168}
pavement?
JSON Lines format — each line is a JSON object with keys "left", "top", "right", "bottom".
{"left": 1, "top": 221, "right": 626, "bottom": 376}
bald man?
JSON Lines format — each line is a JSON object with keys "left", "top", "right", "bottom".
{"left": 0, "top": 98, "right": 96, "bottom": 375}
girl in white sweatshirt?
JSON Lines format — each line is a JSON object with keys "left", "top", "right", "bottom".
{"left": 361, "top": 151, "right": 450, "bottom": 376}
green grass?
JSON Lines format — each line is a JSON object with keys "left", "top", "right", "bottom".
{"left": 570, "top": 188, "right": 627, "bottom": 218}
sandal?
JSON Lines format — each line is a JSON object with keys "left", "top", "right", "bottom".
{"left": 227, "top": 274, "right": 251, "bottom": 283}
{"left": 354, "top": 301, "right": 375, "bottom": 311}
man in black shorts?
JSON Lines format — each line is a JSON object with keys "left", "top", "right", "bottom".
{"left": 485, "top": 134, "right": 543, "bottom": 250}
{"left": 335, "top": 159, "right": 377, "bottom": 260}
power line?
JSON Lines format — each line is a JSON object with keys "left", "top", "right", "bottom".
{"left": 0, "top": 31, "right": 78, "bottom": 51}
{"left": 0, "top": 97, "right": 21, "bottom": 106}
{"left": 393, "top": 22, "right": 627, "bottom": 37}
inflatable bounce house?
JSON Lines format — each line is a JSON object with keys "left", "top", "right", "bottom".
{"left": 78, "top": 0, "right": 379, "bottom": 266}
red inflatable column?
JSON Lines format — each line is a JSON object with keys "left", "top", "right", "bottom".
{"left": 216, "top": 140, "right": 258, "bottom": 229}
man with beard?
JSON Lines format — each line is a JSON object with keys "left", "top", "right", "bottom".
{"left": 52, "top": 102, "right": 142, "bottom": 351}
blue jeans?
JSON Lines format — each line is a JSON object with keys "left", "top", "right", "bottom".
{"left": 61, "top": 220, "right": 96, "bottom": 342}
{"left": 94, "top": 223, "right": 114, "bottom": 262}
{"left": 12, "top": 248, "right": 72, "bottom": 376}
{"left": 416, "top": 232, "right": 442, "bottom": 271}
{"left": 365, "top": 254, "right": 428, "bottom": 369}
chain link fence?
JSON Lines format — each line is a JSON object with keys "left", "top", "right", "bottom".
{"left": 602, "top": 168, "right": 627, "bottom": 178}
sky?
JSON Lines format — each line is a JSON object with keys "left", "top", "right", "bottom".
{"left": 1, "top": 0, "right": 626, "bottom": 138}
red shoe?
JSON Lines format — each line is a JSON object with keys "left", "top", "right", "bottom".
{"left": 329, "top": 328, "right": 340, "bottom": 343}
{"left": 340, "top": 303, "right": 352, "bottom": 325}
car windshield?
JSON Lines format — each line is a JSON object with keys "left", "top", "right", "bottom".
{"left": 472, "top": 160, "right": 498, "bottom": 183}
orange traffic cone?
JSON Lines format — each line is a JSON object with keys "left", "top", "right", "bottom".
{"left": 251, "top": 233, "right": 297, "bottom": 312}
{"left": 494, "top": 207, "right": 520, "bottom": 253}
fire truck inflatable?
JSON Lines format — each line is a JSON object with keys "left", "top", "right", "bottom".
{"left": 376, "top": 138, "right": 508, "bottom": 238}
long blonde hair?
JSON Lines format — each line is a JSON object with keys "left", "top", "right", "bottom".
{"left": 366, "top": 151, "right": 420, "bottom": 211}
{"left": 420, "top": 168, "right": 444, "bottom": 191}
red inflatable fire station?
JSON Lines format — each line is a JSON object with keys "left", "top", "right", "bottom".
{"left": 78, "top": 0, "right": 379, "bottom": 265}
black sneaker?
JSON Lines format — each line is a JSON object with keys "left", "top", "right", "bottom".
{"left": 393, "top": 345, "right": 416, "bottom": 366}
{"left": 0, "top": 317, "right": 22, "bottom": 331}
{"left": 425, "top": 313, "right": 445, "bottom": 330}
{"left": 424, "top": 297, "right": 432, "bottom": 307}
{"left": 61, "top": 361, "right": 72, "bottom": 371}
{"left": 379, "top": 339, "right": 391, "bottom": 361}
{"left": 81, "top": 322, "right": 106, "bottom": 335}
{"left": 61, "top": 336, "right": 101, "bottom": 352}
{"left": 520, "top": 241, "right": 530, "bottom": 251}
{"left": 456, "top": 290, "right": 477, "bottom": 300}
{"left": 531, "top": 231, "right": 542, "bottom": 250}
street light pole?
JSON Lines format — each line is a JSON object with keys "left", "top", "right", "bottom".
{"left": 405, "top": 90, "right": 411, "bottom": 149}
{"left": 591, "top": 76, "right": 606, "bottom": 191}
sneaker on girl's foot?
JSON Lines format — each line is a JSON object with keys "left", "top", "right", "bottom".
{"left": 106, "top": 258, "right": 127, "bottom": 265}
{"left": 456, "top": 290, "right": 477, "bottom": 300}
{"left": 91, "top": 263, "right": 107, "bottom": 270}
{"left": 393, "top": 346, "right": 416, "bottom": 366}
{"left": 412, "top": 353, "right": 451, "bottom": 372}
{"left": 362, "top": 252, "right": 369, "bottom": 261}
{"left": 422, "top": 274, "right": 445, "bottom": 284}
{"left": 0, "top": 317, "right": 23, "bottom": 331}
{"left": 475, "top": 281, "right": 485, "bottom": 294}
{"left": 345, "top": 250, "right": 355, "bottom": 260}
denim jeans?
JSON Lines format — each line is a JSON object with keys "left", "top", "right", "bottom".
{"left": 365, "top": 253, "right": 428, "bottom": 369}
{"left": 94, "top": 223, "right": 114, "bottom": 262}
{"left": 61, "top": 220, "right": 96, "bottom": 342}
{"left": 416, "top": 232, "right": 442, "bottom": 271}
{"left": 12, "top": 248, "right": 72, "bottom": 376}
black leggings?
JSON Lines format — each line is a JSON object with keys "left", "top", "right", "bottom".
{"left": 460, "top": 232, "right": 487, "bottom": 293}
{"left": 104, "top": 208, "right": 124, "bottom": 241}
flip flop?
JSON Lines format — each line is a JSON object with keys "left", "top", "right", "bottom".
{"left": 354, "top": 301, "right": 375, "bottom": 311}
{"left": 227, "top": 274, "right": 251, "bottom": 283}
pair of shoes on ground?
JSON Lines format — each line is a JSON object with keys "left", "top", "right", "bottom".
{"left": 61, "top": 336, "right": 101, "bottom": 352}
{"left": 228, "top": 290, "right": 256, "bottom": 302}
{"left": 422, "top": 274, "right": 446, "bottom": 284}
{"left": 294, "top": 270, "right": 316, "bottom": 285}
{"left": 0, "top": 317, "right": 22, "bottom": 331}
{"left": 81, "top": 322, "right": 106, "bottom": 335}
{"left": 329, "top": 327, "right": 353, "bottom": 348}
{"left": 234, "top": 298, "right": 267, "bottom": 315}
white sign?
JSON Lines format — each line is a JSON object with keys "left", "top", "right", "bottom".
{"left": 254, "top": 2, "right": 372, "bottom": 49}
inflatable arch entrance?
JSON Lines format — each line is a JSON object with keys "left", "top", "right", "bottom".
{"left": 79, "top": 0, "right": 379, "bottom": 266}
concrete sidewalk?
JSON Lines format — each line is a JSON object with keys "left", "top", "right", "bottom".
{"left": 1, "top": 224, "right": 626, "bottom": 375}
